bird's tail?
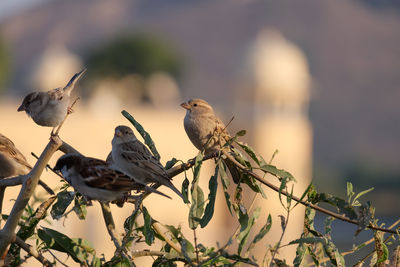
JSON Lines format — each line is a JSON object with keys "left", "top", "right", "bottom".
{"left": 164, "top": 180, "right": 184, "bottom": 201}
{"left": 144, "top": 184, "right": 172, "bottom": 199}
{"left": 63, "top": 68, "right": 87, "bottom": 95}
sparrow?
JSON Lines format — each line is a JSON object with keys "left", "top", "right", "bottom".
{"left": 0, "top": 134, "right": 54, "bottom": 213}
{"left": 181, "top": 98, "right": 241, "bottom": 183}
{"left": 18, "top": 69, "right": 86, "bottom": 134}
{"left": 54, "top": 153, "right": 171, "bottom": 204}
{"left": 111, "top": 125, "right": 184, "bottom": 200}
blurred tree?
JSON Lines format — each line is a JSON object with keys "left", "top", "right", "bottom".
{"left": 0, "top": 37, "right": 10, "bottom": 95}
{"left": 84, "top": 34, "right": 183, "bottom": 83}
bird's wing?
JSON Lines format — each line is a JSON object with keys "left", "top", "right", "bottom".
{"left": 47, "top": 87, "right": 64, "bottom": 101}
{"left": 120, "top": 140, "right": 169, "bottom": 178}
{"left": 78, "top": 157, "right": 141, "bottom": 191}
{"left": 0, "top": 134, "right": 32, "bottom": 169}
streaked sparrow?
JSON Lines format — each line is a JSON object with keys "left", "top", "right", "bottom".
{"left": 181, "top": 98, "right": 241, "bottom": 183}
{"left": 18, "top": 69, "right": 86, "bottom": 134}
{"left": 111, "top": 125, "right": 184, "bottom": 200}
{"left": 54, "top": 153, "right": 171, "bottom": 204}
{"left": 0, "top": 133, "right": 54, "bottom": 212}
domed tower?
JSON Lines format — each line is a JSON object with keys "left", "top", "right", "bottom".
{"left": 30, "top": 44, "right": 83, "bottom": 91}
{"left": 235, "top": 28, "right": 312, "bottom": 263}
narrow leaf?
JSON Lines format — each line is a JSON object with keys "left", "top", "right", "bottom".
{"left": 142, "top": 206, "right": 155, "bottom": 245}
{"left": 122, "top": 110, "right": 160, "bottom": 160}
{"left": 200, "top": 166, "right": 219, "bottom": 228}
{"left": 50, "top": 191, "right": 75, "bottom": 220}
{"left": 165, "top": 158, "right": 178, "bottom": 170}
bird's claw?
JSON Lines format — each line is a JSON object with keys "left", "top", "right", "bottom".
{"left": 67, "top": 106, "right": 74, "bottom": 115}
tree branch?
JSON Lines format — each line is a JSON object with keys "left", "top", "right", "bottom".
{"left": 0, "top": 136, "right": 62, "bottom": 255}
{"left": 0, "top": 176, "right": 24, "bottom": 187}
{"left": 221, "top": 150, "right": 397, "bottom": 235}
{"left": 14, "top": 236, "right": 53, "bottom": 267}
{"left": 152, "top": 222, "right": 182, "bottom": 254}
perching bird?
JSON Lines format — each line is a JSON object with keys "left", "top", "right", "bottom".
{"left": 181, "top": 98, "right": 241, "bottom": 183}
{"left": 54, "top": 153, "right": 158, "bottom": 204}
{"left": 18, "top": 68, "right": 86, "bottom": 134}
{"left": 111, "top": 125, "right": 184, "bottom": 200}
{"left": 0, "top": 134, "right": 54, "bottom": 213}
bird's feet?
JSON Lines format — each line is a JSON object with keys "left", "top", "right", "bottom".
{"left": 67, "top": 106, "right": 74, "bottom": 115}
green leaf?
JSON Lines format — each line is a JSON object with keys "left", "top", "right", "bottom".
{"left": 237, "top": 207, "right": 260, "bottom": 255}
{"left": 189, "top": 184, "right": 204, "bottom": 229}
{"left": 200, "top": 166, "right": 219, "bottom": 228}
{"left": 236, "top": 130, "right": 246, "bottom": 137}
{"left": 352, "top": 187, "right": 374, "bottom": 206}
{"left": 191, "top": 152, "right": 204, "bottom": 187}
{"left": 189, "top": 152, "right": 205, "bottom": 229}
{"left": 236, "top": 141, "right": 260, "bottom": 165}
{"left": 233, "top": 185, "right": 249, "bottom": 233}
{"left": 347, "top": 182, "right": 354, "bottom": 202}
{"left": 38, "top": 227, "right": 88, "bottom": 263}
{"left": 142, "top": 206, "right": 155, "bottom": 245}
{"left": 293, "top": 243, "right": 307, "bottom": 267}
{"left": 73, "top": 194, "right": 87, "bottom": 220}
{"left": 259, "top": 163, "right": 296, "bottom": 183}
{"left": 247, "top": 214, "right": 272, "bottom": 252}
{"left": 292, "top": 182, "right": 313, "bottom": 208}
{"left": 165, "top": 158, "right": 178, "bottom": 169}
{"left": 218, "top": 160, "right": 232, "bottom": 214}
{"left": 122, "top": 110, "right": 160, "bottom": 160}
{"left": 50, "top": 191, "right": 75, "bottom": 220}
{"left": 181, "top": 175, "right": 190, "bottom": 204}
{"left": 91, "top": 256, "right": 102, "bottom": 267}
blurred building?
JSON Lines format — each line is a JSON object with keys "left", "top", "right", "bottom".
{"left": 235, "top": 28, "right": 312, "bottom": 262}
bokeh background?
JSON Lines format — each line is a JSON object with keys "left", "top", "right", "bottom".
{"left": 0, "top": 0, "right": 399, "bottom": 266}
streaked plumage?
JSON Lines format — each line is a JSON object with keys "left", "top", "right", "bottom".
{"left": 54, "top": 154, "right": 147, "bottom": 203}
{"left": 0, "top": 133, "right": 54, "bottom": 213}
{"left": 111, "top": 125, "right": 184, "bottom": 200}
{"left": 181, "top": 98, "right": 241, "bottom": 183}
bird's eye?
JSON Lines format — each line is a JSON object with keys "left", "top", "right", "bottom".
{"left": 193, "top": 103, "right": 198, "bottom": 107}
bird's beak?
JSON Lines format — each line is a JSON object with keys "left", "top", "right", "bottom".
{"left": 17, "top": 104, "right": 25, "bottom": 112}
{"left": 115, "top": 130, "right": 123, "bottom": 137}
{"left": 180, "top": 102, "right": 191, "bottom": 110}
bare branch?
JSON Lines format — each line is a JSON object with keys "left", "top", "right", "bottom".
{"left": 166, "top": 154, "right": 215, "bottom": 178}
{"left": 0, "top": 175, "right": 24, "bottom": 187}
{"left": 14, "top": 236, "right": 53, "bottom": 267}
{"left": 0, "top": 136, "right": 62, "bottom": 255}
{"left": 100, "top": 202, "right": 133, "bottom": 265}
{"left": 221, "top": 150, "right": 398, "bottom": 235}
{"left": 152, "top": 222, "right": 182, "bottom": 254}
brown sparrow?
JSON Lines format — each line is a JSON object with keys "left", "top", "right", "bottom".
{"left": 18, "top": 69, "right": 86, "bottom": 134}
{"left": 111, "top": 125, "right": 184, "bottom": 200}
{"left": 54, "top": 153, "right": 172, "bottom": 204}
{"left": 181, "top": 98, "right": 241, "bottom": 183}
{"left": 0, "top": 133, "right": 54, "bottom": 207}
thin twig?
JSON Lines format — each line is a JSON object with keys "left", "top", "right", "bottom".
{"left": 270, "top": 211, "right": 290, "bottom": 266}
{"left": 193, "top": 229, "right": 200, "bottom": 263}
{"left": 221, "top": 150, "right": 397, "bottom": 235}
{"left": 131, "top": 250, "right": 167, "bottom": 257}
{"left": 14, "top": 236, "right": 53, "bottom": 267}
{"left": 99, "top": 202, "right": 133, "bottom": 265}
{"left": 45, "top": 249, "right": 69, "bottom": 267}
{"left": 152, "top": 222, "right": 182, "bottom": 254}
{"left": 0, "top": 176, "right": 24, "bottom": 187}
{"left": 54, "top": 97, "right": 80, "bottom": 136}
{"left": 31, "top": 152, "right": 63, "bottom": 179}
